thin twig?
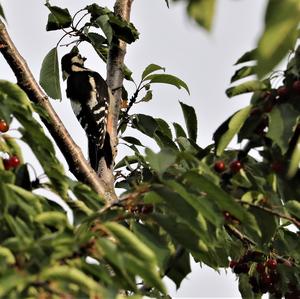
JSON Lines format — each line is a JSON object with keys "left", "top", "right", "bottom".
{"left": 73, "top": 12, "right": 89, "bottom": 30}
{"left": 225, "top": 224, "right": 256, "bottom": 246}
{"left": 117, "top": 86, "right": 140, "bottom": 133}
{"left": 71, "top": 8, "right": 86, "bottom": 28}
{"left": 98, "top": 184, "right": 149, "bottom": 215}
{"left": 236, "top": 200, "right": 300, "bottom": 228}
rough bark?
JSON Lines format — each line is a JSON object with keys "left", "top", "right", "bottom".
{"left": 97, "top": 0, "right": 134, "bottom": 199}
{"left": 0, "top": 20, "right": 107, "bottom": 197}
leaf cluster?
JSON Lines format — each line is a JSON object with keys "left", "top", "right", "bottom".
{"left": 40, "top": 2, "right": 140, "bottom": 99}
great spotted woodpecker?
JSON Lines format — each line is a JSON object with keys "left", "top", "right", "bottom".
{"left": 61, "top": 51, "right": 112, "bottom": 170}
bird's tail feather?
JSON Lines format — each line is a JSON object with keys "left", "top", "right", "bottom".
{"left": 88, "top": 133, "right": 113, "bottom": 171}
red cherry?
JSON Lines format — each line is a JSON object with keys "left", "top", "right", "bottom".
{"left": 264, "top": 101, "right": 274, "bottom": 113}
{"left": 277, "top": 86, "right": 289, "bottom": 97}
{"left": 250, "top": 107, "right": 262, "bottom": 116}
{"left": 266, "top": 259, "right": 277, "bottom": 269}
{"left": 3, "top": 159, "right": 11, "bottom": 170}
{"left": 229, "top": 260, "right": 238, "bottom": 268}
{"left": 0, "top": 119, "right": 9, "bottom": 133}
{"left": 214, "top": 160, "right": 226, "bottom": 173}
{"left": 9, "top": 155, "right": 20, "bottom": 168}
{"left": 271, "top": 161, "right": 284, "bottom": 174}
{"left": 260, "top": 273, "right": 273, "bottom": 286}
{"left": 262, "top": 91, "right": 271, "bottom": 98}
{"left": 230, "top": 160, "right": 243, "bottom": 173}
{"left": 256, "top": 263, "right": 265, "bottom": 273}
{"left": 141, "top": 204, "right": 153, "bottom": 214}
{"left": 233, "top": 263, "right": 249, "bottom": 274}
{"left": 292, "top": 80, "right": 300, "bottom": 93}
{"left": 223, "top": 211, "right": 232, "bottom": 221}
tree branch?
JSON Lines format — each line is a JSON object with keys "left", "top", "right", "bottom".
{"left": 237, "top": 200, "right": 300, "bottom": 229}
{"left": 97, "top": 0, "right": 134, "bottom": 199}
{"left": 0, "top": 20, "right": 107, "bottom": 197}
{"left": 224, "top": 224, "right": 256, "bottom": 246}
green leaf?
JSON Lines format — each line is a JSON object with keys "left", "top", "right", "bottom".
{"left": 41, "top": 265, "right": 102, "bottom": 293}
{"left": 68, "top": 180, "right": 103, "bottom": 211}
{"left": 183, "top": 172, "right": 261, "bottom": 236}
{"left": 187, "top": 0, "right": 216, "bottom": 32}
{"left": 226, "top": 80, "right": 269, "bottom": 98}
{"left": 156, "top": 118, "right": 173, "bottom": 139}
{"left": 39, "top": 47, "right": 61, "bottom": 99}
{"left": 0, "top": 81, "right": 67, "bottom": 198}
{"left": 86, "top": 4, "right": 110, "bottom": 20}
{"left": 230, "top": 66, "right": 256, "bottom": 83}
{"left": 153, "top": 184, "right": 208, "bottom": 234}
{"left": 238, "top": 274, "right": 258, "bottom": 299}
{"left": 234, "top": 49, "right": 257, "bottom": 65}
{"left": 0, "top": 246, "right": 15, "bottom": 265}
{"left": 35, "top": 211, "right": 69, "bottom": 228}
{"left": 288, "top": 135, "right": 300, "bottom": 178}
{"left": 7, "top": 184, "right": 43, "bottom": 213}
{"left": 179, "top": 101, "right": 197, "bottom": 142}
{"left": 45, "top": 4, "right": 72, "bottom": 31}
{"left": 267, "top": 104, "right": 299, "bottom": 154}
{"left": 96, "top": 15, "right": 113, "bottom": 44}
{"left": 4, "top": 136, "right": 23, "bottom": 162}
{"left": 104, "top": 222, "right": 156, "bottom": 264}
{"left": 88, "top": 32, "right": 108, "bottom": 62}
{"left": 166, "top": 180, "right": 221, "bottom": 227}
{"left": 250, "top": 207, "right": 277, "bottom": 246}
{"left": 5, "top": 214, "right": 33, "bottom": 240}
{"left": 145, "top": 74, "right": 190, "bottom": 94}
{"left": 256, "top": 0, "right": 300, "bottom": 78}
{"left": 154, "top": 131, "right": 178, "bottom": 151}
{"left": 141, "top": 90, "right": 153, "bottom": 103}
{"left": 108, "top": 14, "right": 139, "bottom": 44}
{"left": 123, "top": 253, "right": 166, "bottom": 293}
{"left": 285, "top": 200, "right": 300, "bottom": 219}
{"left": 114, "top": 155, "right": 140, "bottom": 170}
{"left": 122, "top": 136, "right": 144, "bottom": 146}
{"left": 0, "top": 3, "right": 6, "bottom": 21}
{"left": 87, "top": 32, "right": 107, "bottom": 48}
{"left": 132, "top": 114, "right": 158, "bottom": 137}
{"left": 173, "top": 122, "right": 187, "bottom": 138}
{"left": 0, "top": 272, "right": 29, "bottom": 298}
{"left": 151, "top": 213, "right": 205, "bottom": 257}
{"left": 142, "top": 64, "right": 165, "bottom": 80}
{"left": 88, "top": 5, "right": 139, "bottom": 44}
{"left": 145, "top": 148, "right": 177, "bottom": 175}
{"left": 166, "top": 248, "right": 191, "bottom": 289}
{"left": 215, "top": 105, "right": 252, "bottom": 156}
{"left": 131, "top": 222, "right": 171, "bottom": 270}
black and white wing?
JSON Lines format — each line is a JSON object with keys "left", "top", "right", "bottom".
{"left": 66, "top": 70, "right": 112, "bottom": 169}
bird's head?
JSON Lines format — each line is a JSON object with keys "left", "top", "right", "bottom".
{"left": 61, "top": 51, "right": 87, "bottom": 80}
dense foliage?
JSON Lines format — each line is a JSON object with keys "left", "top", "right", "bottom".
{"left": 0, "top": 1, "right": 300, "bottom": 298}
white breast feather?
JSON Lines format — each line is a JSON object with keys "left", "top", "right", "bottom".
{"left": 88, "top": 77, "right": 99, "bottom": 110}
{"left": 71, "top": 100, "right": 81, "bottom": 117}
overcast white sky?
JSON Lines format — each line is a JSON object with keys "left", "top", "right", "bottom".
{"left": 0, "top": 0, "right": 268, "bottom": 297}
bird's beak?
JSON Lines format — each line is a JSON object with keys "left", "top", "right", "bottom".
{"left": 83, "top": 57, "right": 87, "bottom": 62}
